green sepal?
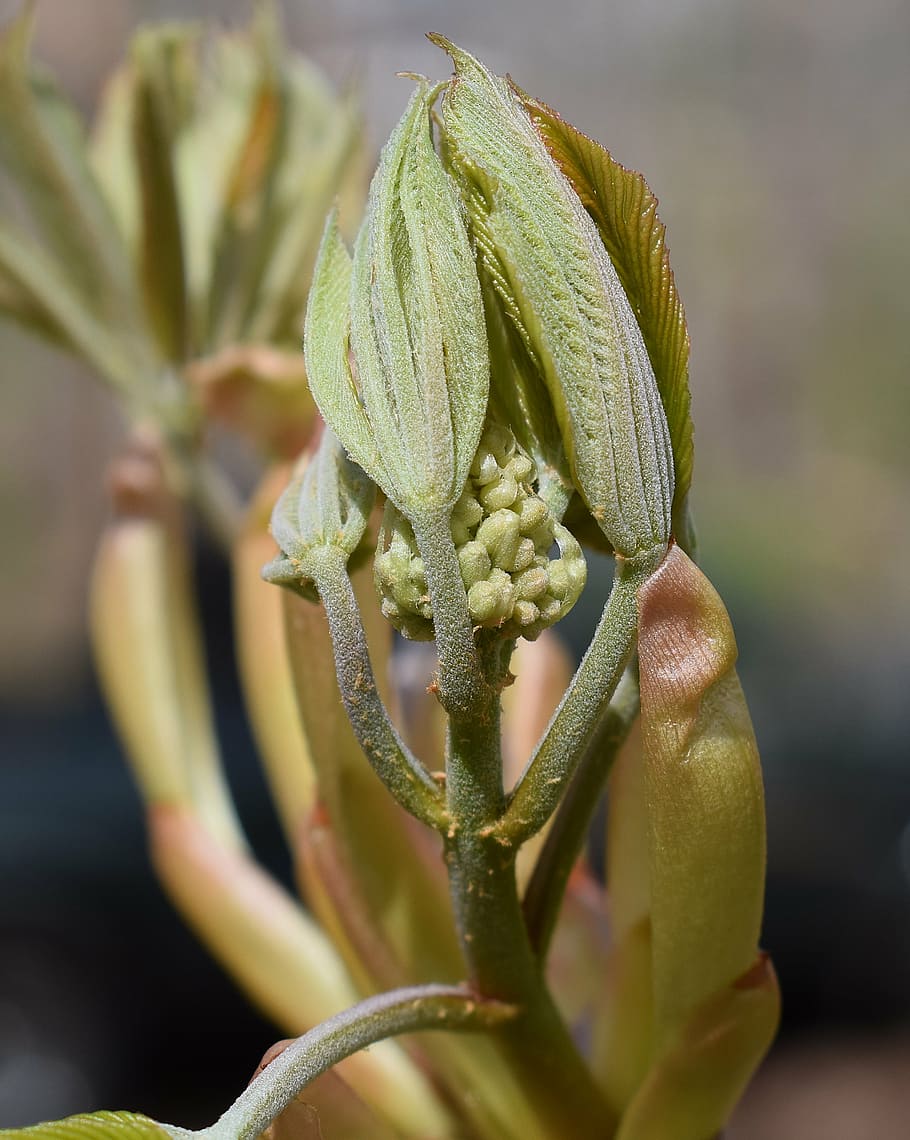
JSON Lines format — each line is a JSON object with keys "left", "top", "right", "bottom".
{"left": 263, "top": 428, "right": 376, "bottom": 599}
{"left": 433, "top": 39, "right": 673, "bottom": 560}
{"left": 0, "top": 1111, "right": 171, "bottom": 1140}
{"left": 518, "top": 90, "right": 695, "bottom": 551}
{"left": 307, "top": 81, "right": 489, "bottom": 524}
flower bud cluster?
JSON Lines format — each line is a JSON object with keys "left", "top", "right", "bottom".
{"left": 375, "top": 423, "right": 586, "bottom": 641}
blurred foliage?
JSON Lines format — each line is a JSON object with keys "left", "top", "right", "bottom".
{"left": 0, "top": 0, "right": 908, "bottom": 1129}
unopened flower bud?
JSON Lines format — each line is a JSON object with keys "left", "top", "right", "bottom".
{"left": 374, "top": 423, "right": 586, "bottom": 641}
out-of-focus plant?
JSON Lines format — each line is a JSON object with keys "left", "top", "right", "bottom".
{"left": 0, "top": 9, "right": 778, "bottom": 1139}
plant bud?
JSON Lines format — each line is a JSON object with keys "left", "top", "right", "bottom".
{"left": 375, "top": 423, "right": 585, "bottom": 641}
{"left": 304, "top": 81, "right": 488, "bottom": 527}
{"left": 263, "top": 428, "right": 375, "bottom": 600}
{"left": 432, "top": 39, "right": 674, "bottom": 561}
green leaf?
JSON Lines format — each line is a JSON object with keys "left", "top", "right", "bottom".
{"left": 304, "top": 214, "right": 388, "bottom": 490}
{"left": 203, "top": 6, "right": 364, "bottom": 349}
{"left": 89, "top": 62, "right": 142, "bottom": 253}
{"left": 263, "top": 428, "right": 376, "bottom": 599}
{"left": 129, "top": 25, "right": 197, "bottom": 360}
{"left": 0, "top": 1111, "right": 170, "bottom": 1140}
{"left": 637, "top": 544, "right": 767, "bottom": 1046}
{"left": 0, "top": 219, "right": 149, "bottom": 391}
{"left": 0, "top": 234, "right": 71, "bottom": 343}
{"left": 345, "top": 79, "right": 489, "bottom": 522}
{"left": 0, "top": 8, "right": 158, "bottom": 390}
{"left": 244, "top": 59, "right": 364, "bottom": 345}
{"left": 519, "top": 92, "right": 695, "bottom": 548}
{"left": 433, "top": 39, "right": 673, "bottom": 560}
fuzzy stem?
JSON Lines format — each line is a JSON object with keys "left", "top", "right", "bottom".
{"left": 314, "top": 555, "right": 445, "bottom": 829}
{"left": 522, "top": 667, "right": 640, "bottom": 958}
{"left": 498, "top": 553, "right": 659, "bottom": 846}
{"left": 169, "top": 985, "right": 515, "bottom": 1140}
{"left": 413, "top": 510, "right": 487, "bottom": 719}
{"left": 444, "top": 636, "right": 614, "bottom": 1137}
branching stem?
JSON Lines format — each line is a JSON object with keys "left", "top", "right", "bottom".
{"left": 443, "top": 635, "right": 615, "bottom": 1137}
{"left": 497, "top": 552, "right": 660, "bottom": 846}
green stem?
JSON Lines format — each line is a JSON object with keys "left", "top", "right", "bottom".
{"left": 413, "top": 510, "right": 487, "bottom": 719}
{"left": 315, "top": 557, "right": 446, "bottom": 830}
{"left": 497, "top": 554, "right": 658, "bottom": 846}
{"left": 171, "top": 985, "right": 515, "bottom": 1140}
{"left": 444, "top": 636, "right": 614, "bottom": 1137}
{"left": 523, "top": 667, "right": 640, "bottom": 959}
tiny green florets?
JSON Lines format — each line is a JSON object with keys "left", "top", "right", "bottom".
{"left": 374, "top": 423, "right": 586, "bottom": 641}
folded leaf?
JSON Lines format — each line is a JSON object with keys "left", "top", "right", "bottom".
{"left": 615, "top": 954, "right": 780, "bottom": 1140}
{"left": 130, "top": 26, "right": 196, "bottom": 360}
{"left": 263, "top": 427, "right": 376, "bottom": 600}
{"left": 0, "top": 220, "right": 145, "bottom": 390}
{"left": 205, "top": 6, "right": 364, "bottom": 349}
{"left": 480, "top": 227, "right": 574, "bottom": 519}
{"left": 637, "top": 544, "right": 767, "bottom": 1045}
{"left": 520, "top": 93, "right": 694, "bottom": 547}
{"left": 307, "top": 81, "right": 489, "bottom": 524}
{"left": 434, "top": 39, "right": 673, "bottom": 560}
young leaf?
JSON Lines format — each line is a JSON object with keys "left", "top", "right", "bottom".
{"left": 0, "top": 220, "right": 147, "bottom": 391}
{"left": 0, "top": 8, "right": 159, "bottom": 389}
{"left": 434, "top": 39, "right": 673, "bottom": 560}
{"left": 129, "top": 26, "right": 196, "bottom": 360}
{"left": 637, "top": 544, "right": 767, "bottom": 1045}
{"left": 520, "top": 92, "right": 695, "bottom": 547}
{"left": 303, "top": 216, "right": 387, "bottom": 491}
{"left": 0, "top": 1112, "right": 170, "bottom": 1140}
{"left": 307, "top": 81, "right": 488, "bottom": 523}
{"left": 263, "top": 427, "right": 376, "bottom": 600}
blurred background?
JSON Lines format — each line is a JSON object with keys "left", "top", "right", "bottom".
{"left": 1, "top": 0, "right": 908, "bottom": 1136}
